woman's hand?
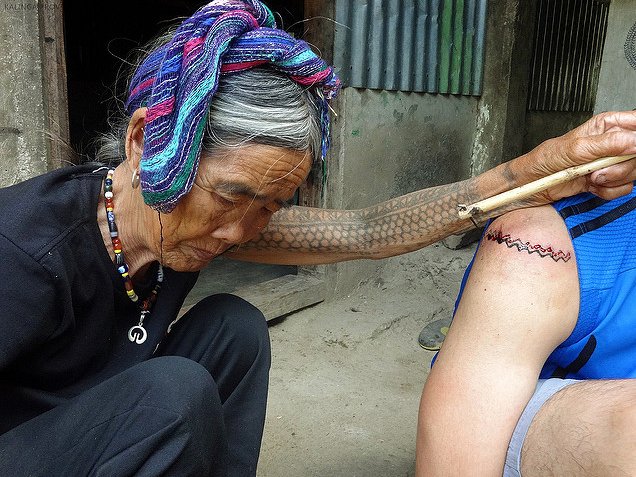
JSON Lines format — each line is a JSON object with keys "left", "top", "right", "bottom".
{"left": 522, "top": 110, "right": 636, "bottom": 205}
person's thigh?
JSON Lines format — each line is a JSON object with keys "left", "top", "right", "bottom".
{"left": 504, "top": 378, "right": 580, "bottom": 476}
{"left": 0, "top": 356, "right": 227, "bottom": 477}
{"left": 521, "top": 379, "right": 636, "bottom": 477}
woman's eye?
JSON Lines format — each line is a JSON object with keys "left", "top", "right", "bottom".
{"left": 215, "top": 193, "right": 236, "bottom": 206}
{"left": 265, "top": 200, "right": 293, "bottom": 213}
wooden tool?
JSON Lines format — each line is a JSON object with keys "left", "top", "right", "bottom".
{"left": 458, "top": 154, "right": 636, "bottom": 220}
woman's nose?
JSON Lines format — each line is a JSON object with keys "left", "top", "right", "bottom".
{"left": 210, "top": 220, "right": 251, "bottom": 244}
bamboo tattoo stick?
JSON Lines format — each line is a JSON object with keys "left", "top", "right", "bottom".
{"left": 458, "top": 155, "right": 636, "bottom": 220}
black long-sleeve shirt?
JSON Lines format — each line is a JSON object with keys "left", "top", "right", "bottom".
{"left": 0, "top": 165, "right": 198, "bottom": 433}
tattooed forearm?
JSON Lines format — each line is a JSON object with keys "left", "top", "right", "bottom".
{"left": 227, "top": 179, "right": 485, "bottom": 265}
{"left": 225, "top": 159, "right": 539, "bottom": 265}
{"left": 485, "top": 229, "right": 572, "bottom": 262}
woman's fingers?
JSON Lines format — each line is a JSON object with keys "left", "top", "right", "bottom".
{"left": 588, "top": 182, "right": 634, "bottom": 201}
{"left": 533, "top": 125, "right": 636, "bottom": 178}
{"left": 572, "top": 110, "right": 636, "bottom": 137}
{"left": 575, "top": 131, "right": 636, "bottom": 162}
{"left": 590, "top": 157, "right": 636, "bottom": 187}
{"left": 519, "top": 111, "right": 636, "bottom": 204}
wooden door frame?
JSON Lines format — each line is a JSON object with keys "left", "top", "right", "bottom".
{"left": 39, "top": 0, "right": 71, "bottom": 170}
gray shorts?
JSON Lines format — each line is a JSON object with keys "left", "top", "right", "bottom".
{"left": 503, "top": 378, "right": 580, "bottom": 477}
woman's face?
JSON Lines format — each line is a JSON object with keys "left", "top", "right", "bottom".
{"left": 156, "top": 144, "right": 311, "bottom": 272}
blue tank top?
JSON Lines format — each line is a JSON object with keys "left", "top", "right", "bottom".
{"left": 452, "top": 186, "right": 636, "bottom": 379}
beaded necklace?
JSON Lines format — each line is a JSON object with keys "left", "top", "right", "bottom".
{"left": 104, "top": 169, "right": 164, "bottom": 345}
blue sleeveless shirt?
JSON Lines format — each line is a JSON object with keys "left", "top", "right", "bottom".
{"left": 452, "top": 187, "right": 636, "bottom": 379}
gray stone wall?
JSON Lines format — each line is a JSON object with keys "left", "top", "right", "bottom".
{"left": 324, "top": 89, "right": 478, "bottom": 295}
{"left": 470, "top": 0, "right": 536, "bottom": 174}
{"left": 0, "top": 1, "right": 48, "bottom": 187}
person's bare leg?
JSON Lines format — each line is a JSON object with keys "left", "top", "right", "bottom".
{"left": 521, "top": 379, "right": 636, "bottom": 477}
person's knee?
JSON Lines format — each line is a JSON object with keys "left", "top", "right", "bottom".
{"left": 201, "top": 294, "right": 271, "bottom": 367}
{"left": 225, "top": 294, "right": 270, "bottom": 359}
{"left": 135, "top": 356, "right": 223, "bottom": 422}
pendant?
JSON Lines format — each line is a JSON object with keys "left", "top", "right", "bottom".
{"left": 128, "top": 311, "right": 149, "bottom": 344}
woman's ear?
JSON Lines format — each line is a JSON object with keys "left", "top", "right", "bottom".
{"left": 125, "top": 107, "right": 147, "bottom": 170}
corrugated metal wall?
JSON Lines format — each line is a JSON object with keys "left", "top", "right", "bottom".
{"left": 527, "top": 0, "right": 610, "bottom": 112}
{"left": 333, "top": 0, "right": 488, "bottom": 95}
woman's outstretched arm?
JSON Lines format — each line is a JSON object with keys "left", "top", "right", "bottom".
{"left": 227, "top": 110, "right": 636, "bottom": 265}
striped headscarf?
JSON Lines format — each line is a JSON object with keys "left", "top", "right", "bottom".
{"left": 125, "top": 0, "right": 341, "bottom": 212}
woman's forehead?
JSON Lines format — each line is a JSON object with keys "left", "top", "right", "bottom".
{"left": 200, "top": 144, "right": 311, "bottom": 191}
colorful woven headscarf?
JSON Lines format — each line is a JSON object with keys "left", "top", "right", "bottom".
{"left": 125, "top": 0, "right": 341, "bottom": 212}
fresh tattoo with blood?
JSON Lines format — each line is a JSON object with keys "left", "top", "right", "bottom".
{"left": 485, "top": 229, "right": 572, "bottom": 262}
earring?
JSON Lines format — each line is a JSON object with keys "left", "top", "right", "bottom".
{"left": 131, "top": 168, "right": 140, "bottom": 189}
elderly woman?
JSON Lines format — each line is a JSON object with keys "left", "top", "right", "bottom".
{"left": 1, "top": 1, "right": 636, "bottom": 476}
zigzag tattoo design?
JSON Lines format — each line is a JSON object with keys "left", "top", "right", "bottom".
{"left": 485, "top": 229, "right": 572, "bottom": 262}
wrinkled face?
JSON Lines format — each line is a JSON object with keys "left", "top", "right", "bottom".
{"left": 156, "top": 144, "right": 311, "bottom": 272}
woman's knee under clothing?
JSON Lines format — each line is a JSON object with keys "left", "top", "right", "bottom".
{"left": 157, "top": 293, "right": 271, "bottom": 405}
{"left": 159, "top": 294, "right": 270, "bottom": 372}
{"left": 133, "top": 355, "right": 223, "bottom": 415}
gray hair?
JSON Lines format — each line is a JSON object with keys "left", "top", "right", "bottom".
{"left": 205, "top": 68, "right": 322, "bottom": 158}
{"left": 96, "top": 33, "right": 323, "bottom": 166}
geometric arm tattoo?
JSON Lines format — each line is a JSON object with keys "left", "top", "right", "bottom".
{"left": 485, "top": 229, "right": 572, "bottom": 262}
{"left": 226, "top": 161, "right": 538, "bottom": 266}
{"left": 226, "top": 180, "right": 481, "bottom": 265}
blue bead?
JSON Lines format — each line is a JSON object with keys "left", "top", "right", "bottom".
{"left": 118, "top": 264, "right": 128, "bottom": 274}
{"left": 110, "top": 231, "right": 119, "bottom": 238}
{"left": 107, "top": 211, "right": 115, "bottom": 222}
{"left": 105, "top": 178, "right": 113, "bottom": 187}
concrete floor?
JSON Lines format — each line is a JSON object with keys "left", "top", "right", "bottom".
{"left": 257, "top": 243, "right": 475, "bottom": 476}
